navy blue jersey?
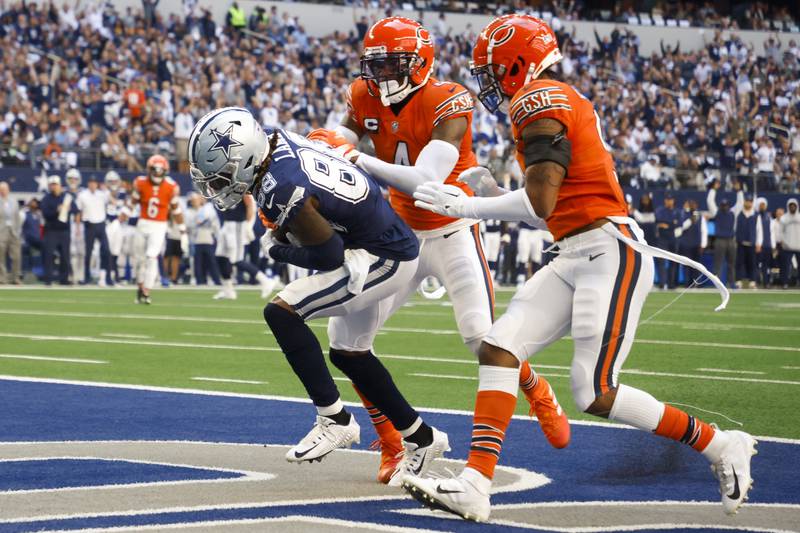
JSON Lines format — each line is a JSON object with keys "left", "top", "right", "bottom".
{"left": 222, "top": 200, "right": 247, "bottom": 222}
{"left": 256, "top": 130, "right": 418, "bottom": 261}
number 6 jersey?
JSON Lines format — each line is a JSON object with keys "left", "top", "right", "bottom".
{"left": 257, "top": 129, "right": 419, "bottom": 262}
{"left": 132, "top": 175, "right": 179, "bottom": 222}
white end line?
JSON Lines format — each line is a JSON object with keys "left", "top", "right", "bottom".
{"left": 191, "top": 377, "right": 266, "bottom": 385}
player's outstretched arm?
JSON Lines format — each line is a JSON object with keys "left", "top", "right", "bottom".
{"left": 266, "top": 197, "right": 345, "bottom": 271}
{"left": 354, "top": 118, "right": 465, "bottom": 196}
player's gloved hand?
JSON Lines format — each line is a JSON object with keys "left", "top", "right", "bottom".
{"left": 457, "top": 167, "right": 503, "bottom": 197}
{"left": 413, "top": 181, "right": 471, "bottom": 218}
{"left": 335, "top": 143, "right": 361, "bottom": 164}
{"left": 260, "top": 230, "right": 280, "bottom": 257}
{"left": 242, "top": 222, "right": 256, "bottom": 244}
{"left": 307, "top": 128, "right": 348, "bottom": 148}
{"left": 674, "top": 228, "right": 683, "bottom": 238}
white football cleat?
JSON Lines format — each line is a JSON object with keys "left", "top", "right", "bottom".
{"left": 388, "top": 426, "right": 450, "bottom": 487}
{"left": 286, "top": 415, "right": 360, "bottom": 463}
{"left": 212, "top": 289, "right": 237, "bottom": 300}
{"left": 403, "top": 468, "right": 491, "bottom": 522}
{"left": 711, "top": 430, "right": 757, "bottom": 515}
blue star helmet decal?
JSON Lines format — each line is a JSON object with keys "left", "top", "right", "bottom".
{"left": 209, "top": 124, "right": 244, "bottom": 159}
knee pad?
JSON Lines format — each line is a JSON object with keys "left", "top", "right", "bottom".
{"left": 460, "top": 311, "right": 491, "bottom": 356}
{"left": 570, "top": 354, "right": 596, "bottom": 412}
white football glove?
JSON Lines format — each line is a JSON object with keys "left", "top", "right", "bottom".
{"left": 457, "top": 166, "right": 503, "bottom": 197}
{"left": 674, "top": 227, "right": 683, "bottom": 238}
{"left": 242, "top": 222, "right": 256, "bottom": 244}
{"left": 260, "top": 230, "right": 280, "bottom": 257}
{"left": 413, "top": 182, "right": 471, "bottom": 218}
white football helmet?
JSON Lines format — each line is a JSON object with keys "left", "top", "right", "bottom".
{"left": 188, "top": 107, "right": 271, "bottom": 210}
{"left": 66, "top": 168, "right": 82, "bottom": 191}
{"left": 104, "top": 170, "right": 121, "bottom": 191}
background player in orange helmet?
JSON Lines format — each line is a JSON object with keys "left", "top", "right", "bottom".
{"left": 403, "top": 14, "right": 754, "bottom": 522}
{"left": 321, "top": 16, "right": 569, "bottom": 487}
{"left": 130, "top": 154, "right": 184, "bottom": 304}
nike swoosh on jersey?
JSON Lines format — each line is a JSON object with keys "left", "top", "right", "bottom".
{"left": 263, "top": 194, "right": 274, "bottom": 210}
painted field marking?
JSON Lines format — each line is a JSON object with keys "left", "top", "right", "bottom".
{"left": 782, "top": 366, "right": 800, "bottom": 370}
{"left": 0, "top": 354, "right": 107, "bottom": 365}
{"left": 0, "top": 332, "right": 790, "bottom": 386}
{"left": 3, "top": 308, "right": 800, "bottom": 352}
{"left": 181, "top": 333, "right": 232, "bottom": 338}
{"left": 0, "top": 375, "right": 796, "bottom": 444}
{"left": 191, "top": 377, "right": 266, "bottom": 385}
{"left": 100, "top": 333, "right": 153, "bottom": 339}
{"left": 696, "top": 368, "right": 766, "bottom": 375}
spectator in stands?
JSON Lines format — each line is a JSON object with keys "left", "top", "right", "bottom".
{"left": 735, "top": 193, "right": 759, "bottom": 288}
{"left": 755, "top": 197, "right": 776, "bottom": 287}
{"left": 226, "top": 2, "right": 247, "bottom": 31}
{"left": 779, "top": 198, "right": 800, "bottom": 288}
{"left": 0, "top": 181, "right": 22, "bottom": 283}
{"left": 40, "top": 175, "right": 77, "bottom": 285}
{"left": 640, "top": 154, "right": 668, "bottom": 189}
{"left": 655, "top": 192, "right": 680, "bottom": 288}
{"left": 174, "top": 105, "right": 194, "bottom": 174}
{"left": 755, "top": 136, "right": 777, "bottom": 191}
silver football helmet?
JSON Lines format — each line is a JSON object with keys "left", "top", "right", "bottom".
{"left": 188, "top": 107, "right": 270, "bottom": 210}
{"left": 65, "top": 168, "right": 82, "bottom": 191}
{"left": 104, "top": 170, "right": 121, "bottom": 191}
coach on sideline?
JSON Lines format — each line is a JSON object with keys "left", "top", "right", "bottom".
{"left": 77, "top": 175, "right": 112, "bottom": 286}
{"left": 40, "top": 175, "right": 76, "bottom": 285}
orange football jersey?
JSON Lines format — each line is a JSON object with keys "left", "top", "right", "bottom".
{"left": 134, "top": 176, "right": 179, "bottom": 222}
{"left": 509, "top": 79, "right": 627, "bottom": 241}
{"left": 347, "top": 77, "right": 478, "bottom": 231}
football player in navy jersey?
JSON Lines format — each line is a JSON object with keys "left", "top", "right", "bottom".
{"left": 188, "top": 107, "right": 449, "bottom": 479}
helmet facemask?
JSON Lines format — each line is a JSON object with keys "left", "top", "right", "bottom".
{"left": 361, "top": 50, "right": 430, "bottom": 106}
{"left": 148, "top": 164, "right": 166, "bottom": 185}
{"left": 470, "top": 61, "right": 509, "bottom": 114}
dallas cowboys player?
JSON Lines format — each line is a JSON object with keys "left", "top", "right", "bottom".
{"left": 189, "top": 107, "right": 450, "bottom": 475}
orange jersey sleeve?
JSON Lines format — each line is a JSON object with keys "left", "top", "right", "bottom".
{"left": 137, "top": 176, "right": 177, "bottom": 222}
{"left": 346, "top": 78, "right": 478, "bottom": 231}
{"left": 510, "top": 80, "right": 627, "bottom": 241}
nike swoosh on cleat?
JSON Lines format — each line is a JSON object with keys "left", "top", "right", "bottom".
{"left": 293, "top": 442, "right": 321, "bottom": 459}
{"left": 727, "top": 467, "right": 741, "bottom": 500}
{"left": 436, "top": 485, "right": 464, "bottom": 495}
{"left": 411, "top": 450, "right": 428, "bottom": 475}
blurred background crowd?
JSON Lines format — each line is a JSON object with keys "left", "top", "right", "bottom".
{"left": 0, "top": 0, "right": 798, "bottom": 290}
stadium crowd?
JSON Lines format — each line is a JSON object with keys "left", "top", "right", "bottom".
{"left": 0, "top": 0, "right": 798, "bottom": 290}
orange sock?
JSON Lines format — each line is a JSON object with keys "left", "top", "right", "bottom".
{"left": 654, "top": 404, "right": 715, "bottom": 452}
{"left": 352, "top": 384, "right": 401, "bottom": 443}
{"left": 518, "top": 361, "right": 539, "bottom": 391}
{"left": 466, "top": 390, "right": 517, "bottom": 479}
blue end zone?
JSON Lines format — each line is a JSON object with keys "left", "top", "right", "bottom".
{"left": 0, "top": 379, "right": 796, "bottom": 532}
{"left": 0, "top": 459, "right": 241, "bottom": 492}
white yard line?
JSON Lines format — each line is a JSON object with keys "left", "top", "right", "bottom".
{"left": 2, "top": 308, "right": 799, "bottom": 352}
{"left": 100, "top": 333, "right": 153, "bottom": 339}
{"left": 0, "top": 332, "right": 792, "bottom": 385}
{"left": 411, "top": 372, "right": 571, "bottom": 381}
{"left": 695, "top": 368, "right": 766, "bottom": 375}
{"left": 781, "top": 366, "right": 800, "bottom": 370}
{"left": 0, "top": 354, "right": 107, "bottom": 364}
{"left": 191, "top": 377, "right": 266, "bottom": 385}
{"left": 181, "top": 333, "right": 232, "bottom": 338}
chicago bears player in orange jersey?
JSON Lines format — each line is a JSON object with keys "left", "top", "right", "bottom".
{"left": 130, "top": 154, "right": 184, "bottom": 304}
{"left": 403, "top": 15, "right": 755, "bottom": 521}
{"left": 322, "top": 16, "right": 569, "bottom": 485}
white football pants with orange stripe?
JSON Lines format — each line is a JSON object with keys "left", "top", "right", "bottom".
{"left": 328, "top": 223, "right": 493, "bottom": 353}
{"left": 484, "top": 221, "right": 653, "bottom": 411}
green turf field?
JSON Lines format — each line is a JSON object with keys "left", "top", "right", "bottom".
{"left": 1, "top": 287, "right": 798, "bottom": 439}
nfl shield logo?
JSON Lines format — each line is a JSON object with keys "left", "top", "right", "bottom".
{"left": 391, "top": 121, "right": 399, "bottom": 132}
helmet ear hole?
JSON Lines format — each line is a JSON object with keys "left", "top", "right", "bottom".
{"left": 509, "top": 63, "right": 520, "bottom": 77}
{"left": 244, "top": 155, "right": 254, "bottom": 169}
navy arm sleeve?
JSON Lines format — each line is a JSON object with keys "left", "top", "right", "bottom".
{"left": 269, "top": 232, "right": 345, "bottom": 271}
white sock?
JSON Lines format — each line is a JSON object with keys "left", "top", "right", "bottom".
{"left": 256, "top": 271, "right": 269, "bottom": 284}
{"left": 608, "top": 384, "right": 664, "bottom": 431}
{"left": 317, "top": 398, "right": 344, "bottom": 417}
{"left": 701, "top": 429, "right": 731, "bottom": 463}
{"left": 399, "top": 417, "right": 423, "bottom": 438}
{"left": 461, "top": 466, "right": 491, "bottom": 494}
{"left": 144, "top": 257, "right": 159, "bottom": 290}
{"left": 478, "top": 365, "right": 520, "bottom": 397}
